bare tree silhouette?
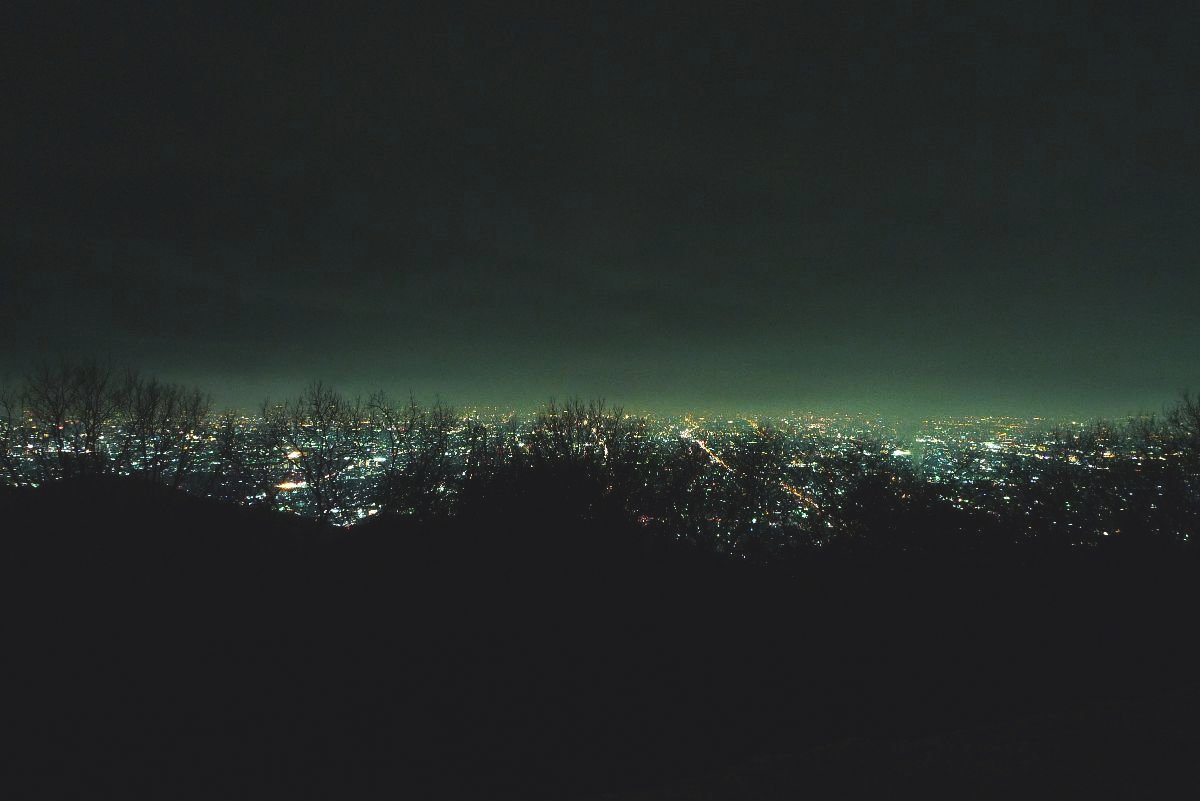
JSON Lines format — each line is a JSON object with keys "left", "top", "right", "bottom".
{"left": 369, "top": 393, "right": 460, "bottom": 521}
{"left": 458, "top": 414, "right": 523, "bottom": 513}
{"left": 21, "top": 359, "right": 121, "bottom": 479}
{"left": 1167, "top": 392, "right": 1200, "bottom": 463}
{"left": 523, "top": 398, "right": 652, "bottom": 523}
{"left": 0, "top": 377, "right": 26, "bottom": 485}
{"left": 112, "top": 372, "right": 212, "bottom": 488}
{"left": 204, "top": 410, "right": 285, "bottom": 507}
{"left": 263, "top": 382, "right": 366, "bottom": 525}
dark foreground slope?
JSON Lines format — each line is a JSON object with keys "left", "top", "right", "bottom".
{"left": 6, "top": 479, "right": 1200, "bottom": 800}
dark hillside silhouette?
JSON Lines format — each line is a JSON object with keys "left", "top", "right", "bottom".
{"left": 7, "top": 476, "right": 1200, "bottom": 799}
{"left": 4, "top": 362, "right": 1200, "bottom": 797}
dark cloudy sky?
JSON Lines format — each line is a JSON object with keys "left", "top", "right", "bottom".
{"left": 5, "top": 2, "right": 1198, "bottom": 417}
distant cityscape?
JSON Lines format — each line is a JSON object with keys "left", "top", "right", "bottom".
{"left": 4, "top": 366, "right": 1195, "bottom": 553}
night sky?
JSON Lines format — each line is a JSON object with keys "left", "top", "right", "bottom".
{"left": 6, "top": 3, "right": 1198, "bottom": 417}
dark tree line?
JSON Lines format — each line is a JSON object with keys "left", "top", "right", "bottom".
{"left": 993, "top": 399, "right": 1200, "bottom": 547}
{"left": 2, "top": 359, "right": 1199, "bottom": 557}
{"left": 0, "top": 360, "right": 211, "bottom": 486}
{"left": 369, "top": 392, "right": 459, "bottom": 523}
